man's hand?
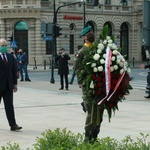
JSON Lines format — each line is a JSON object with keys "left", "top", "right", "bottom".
{"left": 13, "top": 85, "right": 18, "bottom": 92}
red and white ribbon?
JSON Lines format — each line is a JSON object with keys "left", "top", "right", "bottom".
{"left": 98, "top": 46, "right": 112, "bottom": 105}
{"left": 97, "top": 48, "right": 126, "bottom": 105}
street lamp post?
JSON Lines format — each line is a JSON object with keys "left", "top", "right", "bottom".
{"left": 81, "top": 0, "right": 86, "bottom": 28}
{"left": 50, "top": 0, "right": 86, "bottom": 83}
{"left": 50, "top": 0, "right": 56, "bottom": 83}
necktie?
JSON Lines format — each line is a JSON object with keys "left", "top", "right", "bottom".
{"left": 2, "top": 53, "right": 7, "bottom": 65}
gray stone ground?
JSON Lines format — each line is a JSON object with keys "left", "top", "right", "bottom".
{"left": 0, "top": 62, "right": 150, "bottom": 149}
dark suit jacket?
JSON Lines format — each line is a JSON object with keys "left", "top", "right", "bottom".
{"left": 55, "top": 54, "right": 70, "bottom": 75}
{"left": 0, "top": 53, "right": 17, "bottom": 91}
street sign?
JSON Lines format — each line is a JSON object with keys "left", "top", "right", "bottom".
{"left": 10, "top": 41, "right": 18, "bottom": 48}
{"left": 43, "top": 36, "right": 53, "bottom": 41}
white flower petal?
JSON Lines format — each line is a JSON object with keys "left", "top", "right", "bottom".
{"left": 93, "top": 54, "right": 100, "bottom": 60}
{"left": 91, "top": 63, "right": 96, "bottom": 67}
{"left": 93, "top": 67, "right": 98, "bottom": 72}
{"left": 98, "top": 66, "right": 103, "bottom": 72}
{"left": 90, "top": 80, "right": 94, "bottom": 89}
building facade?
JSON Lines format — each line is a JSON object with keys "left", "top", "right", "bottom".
{"left": 0, "top": 0, "right": 143, "bottom": 65}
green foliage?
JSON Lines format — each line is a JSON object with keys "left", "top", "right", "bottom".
{"left": 1, "top": 142, "right": 21, "bottom": 150}
{"left": 1, "top": 130, "right": 150, "bottom": 150}
{"left": 33, "top": 128, "right": 83, "bottom": 150}
{"left": 99, "top": 25, "right": 109, "bottom": 40}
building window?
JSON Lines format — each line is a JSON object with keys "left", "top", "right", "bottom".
{"left": 121, "top": 0, "right": 128, "bottom": 6}
{"left": 15, "top": 22, "right": 28, "bottom": 30}
{"left": 16, "top": 0, "right": 23, "bottom": 4}
{"left": 105, "top": 0, "right": 111, "bottom": 5}
{"left": 120, "top": 23, "right": 129, "bottom": 59}
{"left": 69, "top": 35, "right": 74, "bottom": 54}
{"left": 104, "top": 22, "right": 112, "bottom": 36}
{"left": 86, "top": 21, "right": 95, "bottom": 33}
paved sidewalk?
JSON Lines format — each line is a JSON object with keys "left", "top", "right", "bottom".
{"left": 0, "top": 63, "right": 150, "bottom": 149}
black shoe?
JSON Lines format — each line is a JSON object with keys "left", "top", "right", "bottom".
{"left": 20, "top": 79, "right": 23, "bottom": 81}
{"left": 10, "top": 124, "right": 22, "bottom": 131}
{"left": 145, "top": 95, "right": 150, "bottom": 98}
{"left": 66, "top": 88, "right": 69, "bottom": 90}
{"left": 25, "top": 78, "right": 31, "bottom": 82}
{"left": 69, "top": 82, "right": 72, "bottom": 85}
{"left": 81, "top": 102, "right": 86, "bottom": 113}
{"left": 59, "top": 88, "right": 63, "bottom": 90}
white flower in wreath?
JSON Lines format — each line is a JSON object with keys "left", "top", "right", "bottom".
{"left": 120, "top": 68, "right": 124, "bottom": 74}
{"left": 127, "top": 67, "right": 131, "bottom": 74}
{"left": 119, "top": 62, "right": 124, "bottom": 67}
{"left": 93, "top": 67, "right": 98, "bottom": 72}
{"left": 114, "top": 65, "right": 118, "bottom": 70}
{"left": 103, "top": 40, "right": 107, "bottom": 45}
{"left": 90, "top": 80, "right": 94, "bottom": 89}
{"left": 97, "top": 49, "right": 102, "bottom": 54}
{"left": 106, "top": 36, "right": 111, "bottom": 40}
{"left": 116, "top": 59, "right": 121, "bottom": 64}
{"left": 111, "top": 56, "right": 116, "bottom": 61}
{"left": 108, "top": 43, "right": 113, "bottom": 48}
{"left": 110, "top": 66, "right": 114, "bottom": 72}
{"left": 93, "top": 54, "right": 100, "bottom": 60}
{"left": 108, "top": 39, "right": 113, "bottom": 44}
{"left": 112, "top": 50, "right": 118, "bottom": 55}
{"left": 103, "top": 54, "right": 106, "bottom": 59}
{"left": 91, "top": 63, "right": 96, "bottom": 68}
{"left": 97, "top": 66, "right": 103, "bottom": 72}
{"left": 100, "top": 59, "right": 105, "bottom": 64}
{"left": 97, "top": 43, "right": 104, "bottom": 50}
{"left": 125, "top": 61, "right": 128, "bottom": 67}
{"left": 112, "top": 43, "right": 117, "bottom": 50}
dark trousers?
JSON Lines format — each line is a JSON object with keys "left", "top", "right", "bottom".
{"left": 19, "top": 64, "right": 29, "bottom": 80}
{"left": 84, "top": 101, "right": 104, "bottom": 143}
{"left": 0, "top": 89, "right": 16, "bottom": 126}
{"left": 60, "top": 74, "right": 68, "bottom": 89}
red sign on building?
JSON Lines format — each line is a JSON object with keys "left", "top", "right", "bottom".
{"left": 63, "top": 15, "right": 83, "bottom": 20}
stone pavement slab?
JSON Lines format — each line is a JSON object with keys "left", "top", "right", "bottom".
{"left": 0, "top": 80, "right": 150, "bottom": 149}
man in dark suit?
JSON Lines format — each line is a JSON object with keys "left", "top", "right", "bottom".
{"left": 0, "top": 38, "right": 22, "bottom": 131}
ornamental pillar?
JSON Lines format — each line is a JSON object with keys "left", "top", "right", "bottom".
{"left": 35, "top": 19, "right": 42, "bottom": 55}
{"left": 0, "top": 19, "right": 6, "bottom": 39}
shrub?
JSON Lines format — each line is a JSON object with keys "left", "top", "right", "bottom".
{"left": 33, "top": 128, "right": 83, "bottom": 150}
{"left": 1, "top": 142, "right": 21, "bottom": 150}
{"left": 1, "top": 129, "right": 150, "bottom": 150}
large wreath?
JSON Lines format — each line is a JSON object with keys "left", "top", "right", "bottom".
{"left": 77, "top": 25, "right": 132, "bottom": 121}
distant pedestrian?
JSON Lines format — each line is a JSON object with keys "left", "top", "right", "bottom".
{"left": 139, "top": 63, "right": 150, "bottom": 98}
{"left": 0, "top": 38, "right": 22, "bottom": 131}
{"left": 17, "top": 49, "right": 31, "bottom": 82}
{"left": 56, "top": 48, "right": 70, "bottom": 90}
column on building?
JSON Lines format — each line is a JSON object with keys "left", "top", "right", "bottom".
{"left": 35, "top": 19, "right": 42, "bottom": 57}
{"left": 28, "top": 19, "right": 36, "bottom": 64}
{"left": 0, "top": 19, "right": 6, "bottom": 39}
